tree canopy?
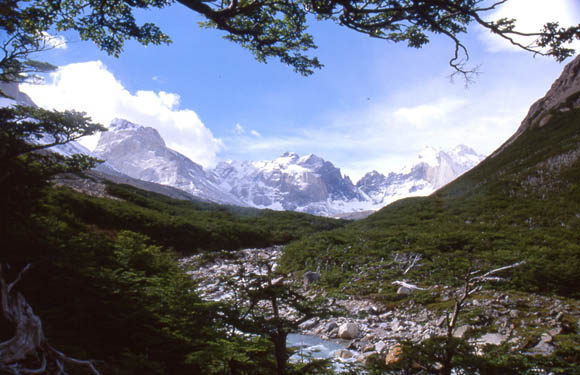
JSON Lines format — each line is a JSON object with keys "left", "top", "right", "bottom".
{"left": 1, "top": 0, "right": 579, "bottom": 81}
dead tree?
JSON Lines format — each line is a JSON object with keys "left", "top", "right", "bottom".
{"left": 434, "top": 260, "right": 526, "bottom": 375}
{"left": 0, "top": 264, "right": 100, "bottom": 375}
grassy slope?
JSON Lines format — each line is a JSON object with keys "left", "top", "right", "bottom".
{"left": 280, "top": 106, "right": 580, "bottom": 299}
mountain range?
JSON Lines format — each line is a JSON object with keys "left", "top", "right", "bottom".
{"left": 94, "top": 120, "right": 485, "bottom": 216}
{"left": 1, "top": 81, "right": 485, "bottom": 216}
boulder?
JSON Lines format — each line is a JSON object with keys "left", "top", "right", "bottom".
{"left": 477, "top": 333, "right": 507, "bottom": 346}
{"left": 528, "top": 341, "right": 555, "bottom": 356}
{"left": 335, "top": 349, "right": 353, "bottom": 359}
{"left": 540, "top": 333, "right": 552, "bottom": 343}
{"left": 324, "top": 321, "right": 338, "bottom": 332}
{"left": 374, "top": 341, "right": 387, "bottom": 353}
{"left": 338, "top": 322, "right": 360, "bottom": 340}
{"left": 453, "top": 324, "right": 473, "bottom": 338}
{"left": 397, "top": 286, "right": 412, "bottom": 296}
{"left": 385, "top": 344, "right": 403, "bottom": 366}
{"left": 299, "top": 318, "right": 318, "bottom": 330}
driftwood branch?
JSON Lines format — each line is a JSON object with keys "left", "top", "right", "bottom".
{"left": 392, "top": 280, "right": 427, "bottom": 291}
{"left": 0, "top": 263, "right": 100, "bottom": 375}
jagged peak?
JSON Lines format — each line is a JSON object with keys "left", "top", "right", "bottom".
{"left": 298, "top": 153, "right": 326, "bottom": 167}
{"left": 451, "top": 144, "right": 477, "bottom": 155}
{"left": 280, "top": 151, "right": 299, "bottom": 159}
{"left": 109, "top": 118, "right": 143, "bottom": 131}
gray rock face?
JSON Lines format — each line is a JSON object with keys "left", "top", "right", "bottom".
{"left": 494, "top": 55, "right": 580, "bottom": 156}
{"left": 94, "top": 119, "right": 243, "bottom": 205}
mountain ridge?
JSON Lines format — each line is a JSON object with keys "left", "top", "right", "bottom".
{"left": 94, "top": 119, "right": 485, "bottom": 216}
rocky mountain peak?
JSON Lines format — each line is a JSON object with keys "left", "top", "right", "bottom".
{"left": 109, "top": 118, "right": 143, "bottom": 131}
{"left": 94, "top": 118, "right": 241, "bottom": 205}
{"left": 95, "top": 119, "right": 166, "bottom": 155}
{"left": 495, "top": 55, "right": 580, "bottom": 156}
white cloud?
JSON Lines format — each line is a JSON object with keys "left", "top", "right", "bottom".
{"left": 234, "top": 123, "right": 245, "bottom": 135}
{"left": 250, "top": 129, "right": 261, "bottom": 137}
{"left": 479, "top": 0, "right": 580, "bottom": 54}
{"left": 41, "top": 32, "right": 67, "bottom": 50}
{"left": 21, "top": 61, "right": 222, "bottom": 168}
{"left": 393, "top": 98, "right": 467, "bottom": 128}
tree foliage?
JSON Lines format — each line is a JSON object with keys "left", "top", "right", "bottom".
{"left": 2, "top": 0, "right": 579, "bottom": 80}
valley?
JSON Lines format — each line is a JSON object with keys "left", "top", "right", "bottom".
{"left": 1, "top": 40, "right": 580, "bottom": 375}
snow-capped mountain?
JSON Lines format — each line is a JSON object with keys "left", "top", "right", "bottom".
{"left": 211, "top": 152, "right": 365, "bottom": 214}
{"left": 89, "top": 116, "right": 484, "bottom": 216}
{"left": 212, "top": 146, "right": 485, "bottom": 215}
{"left": 94, "top": 119, "right": 243, "bottom": 205}
{"left": 357, "top": 145, "right": 486, "bottom": 206}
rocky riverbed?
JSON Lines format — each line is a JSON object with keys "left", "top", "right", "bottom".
{"left": 183, "top": 246, "right": 580, "bottom": 365}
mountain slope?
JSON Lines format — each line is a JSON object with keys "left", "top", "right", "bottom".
{"left": 94, "top": 118, "right": 243, "bottom": 205}
{"left": 280, "top": 55, "right": 580, "bottom": 299}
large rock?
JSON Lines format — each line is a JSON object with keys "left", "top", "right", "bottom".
{"left": 453, "top": 324, "right": 473, "bottom": 338}
{"left": 477, "top": 333, "right": 507, "bottom": 346}
{"left": 338, "top": 322, "right": 360, "bottom": 340}
{"left": 335, "top": 349, "right": 354, "bottom": 359}
{"left": 528, "top": 341, "right": 555, "bottom": 356}
{"left": 385, "top": 344, "right": 403, "bottom": 366}
{"left": 396, "top": 286, "right": 412, "bottom": 296}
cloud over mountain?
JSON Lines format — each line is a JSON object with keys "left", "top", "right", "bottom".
{"left": 21, "top": 61, "right": 222, "bottom": 168}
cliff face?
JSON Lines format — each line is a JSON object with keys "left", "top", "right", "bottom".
{"left": 494, "top": 55, "right": 580, "bottom": 156}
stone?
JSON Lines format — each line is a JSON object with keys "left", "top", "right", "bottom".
{"left": 375, "top": 341, "right": 387, "bottom": 353}
{"left": 477, "top": 333, "right": 507, "bottom": 346}
{"left": 390, "top": 319, "right": 401, "bottom": 332}
{"left": 528, "top": 341, "right": 555, "bottom": 356}
{"left": 385, "top": 344, "right": 403, "bottom": 366}
{"left": 359, "top": 352, "right": 378, "bottom": 366}
{"left": 540, "top": 333, "right": 552, "bottom": 343}
{"left": 363, "top": 344, "right": 375, "bottom": 353}
{"left": 324, "top": 321, "right": 338, "bottom": 332}
{"left": 299, "top": 318, "right": 318, "bottom": 330}
{"left": 338, "top": 323, "right": 360, "bottom": 340}
{"left": 335, "top": 349, "right": 353, "bottom": 359}
{"left": 303, "top": 271, "right": 321, "bottom": 285}
{"left": 397, "top": 286, "right": 412, "bottom": 296}
{"left": 453, "top": 324, "right": 472, "bottom": 338}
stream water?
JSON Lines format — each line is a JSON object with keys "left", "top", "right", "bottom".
{"left": 288, "top": 333, "right": 347, "bottom": 359}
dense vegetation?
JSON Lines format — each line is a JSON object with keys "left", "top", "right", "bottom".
{"left": 46, "top": 180, "right": 346, "bottom": 255}
{"left": 280, "top": 106, "right": 580, "bottom": 300}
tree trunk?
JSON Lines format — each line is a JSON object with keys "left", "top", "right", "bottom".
{"left": 0, "top": 264, "right": 100, "bottom": 375}
{"left": 271, "top": 332, "right": 288, "bottom": 375}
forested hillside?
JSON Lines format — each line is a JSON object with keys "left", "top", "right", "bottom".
{"left": 281, "top": 102, "right": 580, "bottom": 299}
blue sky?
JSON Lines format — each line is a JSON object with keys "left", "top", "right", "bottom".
{"left": 22, "top": 0, "right": 580, "bottom": 181}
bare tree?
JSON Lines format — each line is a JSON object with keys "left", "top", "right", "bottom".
{"left": 0, "top": 264, "right": 100, "bottom": 375}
